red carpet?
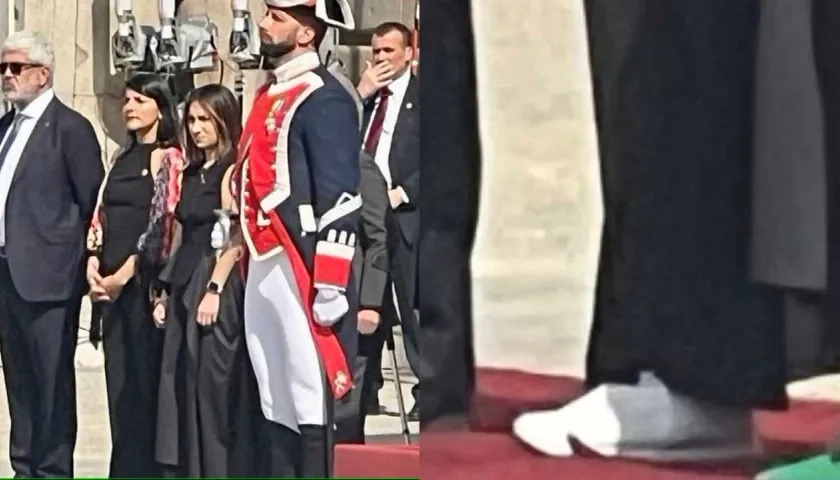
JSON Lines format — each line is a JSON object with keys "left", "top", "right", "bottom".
{"left": 334, "top": 368, "right": 840, "bottom": 479}
{"left": 335, "top": 443, "right": 419, "bottom": 478}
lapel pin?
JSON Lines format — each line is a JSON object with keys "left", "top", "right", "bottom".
{"left": 406, "top": 103, "right": 413, "bottom": 109}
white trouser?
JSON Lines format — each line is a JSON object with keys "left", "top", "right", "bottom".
{"left": 244, "top": 252, "right": 326, "bottom": 432}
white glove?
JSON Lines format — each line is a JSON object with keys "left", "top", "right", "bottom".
{"left": 312, "top": 288, "right": 349, "bottom": 327}
{"left": 211, "top": 209, "right": 232, "bottom": 250}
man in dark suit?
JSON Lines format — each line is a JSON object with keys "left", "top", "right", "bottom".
{"left": 0, "top": 31, "right": 104, "bottom": 478}
{"left": 357, "top": 21, "right": 421, "bottom": 420}
{"left": 418, "top": 0, "right": 481, "bottom": 428}
{"left": 335, "top": 151, "right": 390, "bottom": 443}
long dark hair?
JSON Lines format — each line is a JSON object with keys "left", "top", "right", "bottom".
{"left": 123, "top": 73, "right": 181, "bottom": 149}
{"left": 182, "top": 84, "right": 241, "bottom": 167}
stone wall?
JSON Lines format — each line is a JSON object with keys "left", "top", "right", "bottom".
{"left": 470, "top": 2, "right": 602, "bottom": 374}
{"left": 472, "top": 1, "right": 602, "bottom": 285}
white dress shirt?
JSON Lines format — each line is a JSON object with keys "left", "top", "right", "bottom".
{"left": 363, "top": 69, "right": 411, "bottom": 195}
{"left": 0, "top": 88, "right": 55, "bottom": 246}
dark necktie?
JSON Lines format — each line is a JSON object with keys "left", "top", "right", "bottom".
{"left": 0, "top": 114, "right": 25, "bottom": 171}
{"left": 363, "top": 87, "right": 393, "bottom": 155}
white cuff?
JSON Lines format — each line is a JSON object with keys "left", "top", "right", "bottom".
{"left": 397, "top": 186, "right": 409, "bottom": 204}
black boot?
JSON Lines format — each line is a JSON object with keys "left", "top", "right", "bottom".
{"left": 299, "top": 425, "right": 331, "bottom": 478}
{"left": 160, "top": 464, "right": 187, "bottom": 478}
{"left": 261, "top": 421, "right": 301, "bottom": 478}
{"left": 408, "top": 385, "right": 420, "bottom": 422}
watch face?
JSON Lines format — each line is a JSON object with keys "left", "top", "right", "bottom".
{"left": 207, "top": 282, "right": 220, "bottom": 293}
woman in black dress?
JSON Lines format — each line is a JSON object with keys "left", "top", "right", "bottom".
{"left": 155, "top": 84, "right": 256, "bottom": 478}
{"left": 85, "top": 73, "right": 184, "bottom": 478}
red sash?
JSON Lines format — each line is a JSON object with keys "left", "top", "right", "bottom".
{"left": 238, "top": 84, "right": 353, "bottom": 400}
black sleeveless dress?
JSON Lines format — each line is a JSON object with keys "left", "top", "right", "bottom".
{"left": 154, "top": 156, "right": 257, "bottom": 477}
{"left": 99, "top": 141, "right": 166, "bottom": 478}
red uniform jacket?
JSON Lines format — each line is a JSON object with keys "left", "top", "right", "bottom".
{"left": 237, "top": 51, "right": 362, "bottom": 399}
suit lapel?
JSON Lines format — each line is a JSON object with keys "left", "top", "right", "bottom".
{"left": 11, "top": 98, "right": 57, "bottom": 187}
{"left": 389, "top": 76, "right": 419, "bottom": 180}
{"left": 0, "top": 110, "right": 15, "bottom": 141}
{"left": 403, "top": 75, "right": 418, "bottom": 108}
{"left": 361, "top": 99, "right": 375, "bottom": 139}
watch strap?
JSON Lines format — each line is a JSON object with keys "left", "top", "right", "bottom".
{"left": 206, "top": 281, "right": 222, "bottom": 294}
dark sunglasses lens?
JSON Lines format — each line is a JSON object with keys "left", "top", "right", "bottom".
{"left": 0, "top": 63, "right": 23, "bottom": 75}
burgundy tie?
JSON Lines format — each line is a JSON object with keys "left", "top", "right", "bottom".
{"left": 364, "top": 87, "right": 393, "bottom": 155}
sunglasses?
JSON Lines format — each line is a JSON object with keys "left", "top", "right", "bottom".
{"left": 0, "top": 62, "right": 40, "bottom": 76}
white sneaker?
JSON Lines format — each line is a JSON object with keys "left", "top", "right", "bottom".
{"left": 513, "top": 372, "right": 757, "bottom": 462}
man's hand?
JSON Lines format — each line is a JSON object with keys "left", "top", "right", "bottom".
{"left": 358, "top": 309, "right": 381, "bottom": 335}
{"left": 357, "top": 60, "right": 395, "bottom": 100}
{"left": 388, "top": 188, "right": 404, "bottom": 209}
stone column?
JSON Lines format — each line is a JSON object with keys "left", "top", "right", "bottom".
{"left": 470, "top": 1, "right": 602, "bottom": 376}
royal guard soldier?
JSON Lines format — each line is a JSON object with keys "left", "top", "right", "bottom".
{"left": 223, "top": 0, "right": 360, "bottom": 477}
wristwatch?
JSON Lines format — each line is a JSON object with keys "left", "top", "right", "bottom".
{"left": 206, "top": 281, "right": 222, "bottom": 295}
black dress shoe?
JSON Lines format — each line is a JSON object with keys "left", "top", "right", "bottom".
{"left": 366, "top": 401, "right": 386, "bottom": 416}
{"left": 407, "top": 404, "right": 419, "bottom": 422}
{"left": 421, "top": 414, "right": 470, "bottom": 432}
